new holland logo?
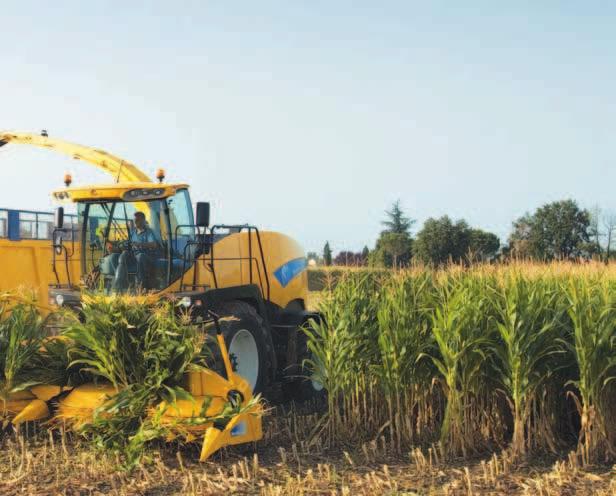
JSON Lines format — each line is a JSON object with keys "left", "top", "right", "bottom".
{"left": 273, "top": 257, "right": 307, "bottom": 288}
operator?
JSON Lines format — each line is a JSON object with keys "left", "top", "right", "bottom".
{"left": 105, "top": 211, "right": 162, "bottom": 291}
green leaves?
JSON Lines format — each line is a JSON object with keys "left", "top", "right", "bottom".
{"left": 565, "top": 276, "right": 616, "bottom": 461}
{"left": 489, "top": 272, "right": 568, "bottom": 457}
{"left": 64, "top": 297, "right": 199, "bottom": 390}
{"left": 311, "top": 264, "right": 616, "bottom": 461}
{"left": 428, "top": 274, "right": 493, "bottom": 455}
{"left": 62, "top": 296, "right": 212, "bottom": 468}
{"left": 0, "top": 296, "right": 45, "bottom": 398}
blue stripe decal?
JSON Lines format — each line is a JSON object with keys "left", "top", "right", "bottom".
{"left": 273, "top": 257, "right": 307, "bottom": 288}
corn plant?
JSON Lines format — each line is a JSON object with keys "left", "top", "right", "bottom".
{"left": 307, "top": 263, "right": 616, "bottom": 461}
{"left": 0, "top": 295, "right": 45, "bottom": 401}
{"left": 63, "top": 295, "right": 216, "bottom": 466}
{"left": 424, "top": 274, "right": 493, "bottom": 457}
{"left": 374, "top": 271, "right": 435, "bottom": 448}
{"left": 566, "top": 276, "right": 616, "bottom": 464}
{"left": 490, "top": 273, "right": 567, "bottom": 458}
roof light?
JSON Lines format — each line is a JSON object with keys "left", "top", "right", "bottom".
{"left": 64, "top": 173, "right": 72, "bottom": 187}
{"left": 156, "top": 168, "right": 166, "bottom": 183}
{"left": 122, "top": 188, "right": 169, "bottom": 201}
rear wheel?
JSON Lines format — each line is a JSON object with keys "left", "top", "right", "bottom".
{"left": 283, "top": 324, "right": 326, "bottom": 404}
{"left": 208, "top": 301, "right": 273, "bottom": 395}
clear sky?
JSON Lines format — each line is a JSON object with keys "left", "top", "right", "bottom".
{"left": 1, "top": 2, "right": 615, "bottom": 253}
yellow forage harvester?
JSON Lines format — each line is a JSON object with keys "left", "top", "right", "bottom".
{"left": 0, "top": 131, "right": 320, "bottom": 460}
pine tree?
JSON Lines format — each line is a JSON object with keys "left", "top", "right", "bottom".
{"left": 382, "top": 199, "right": 415, "bottom": 235}
{"left": 361, "top": 245, "right": 370, "bottom": 261}
{"left": 370, "top": 201, "right": 415, "bottom": 268}
{"left": 323, "top": 241, "right": 333, "bottom": 266}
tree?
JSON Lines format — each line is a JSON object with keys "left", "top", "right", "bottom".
{"left": 333, "top": 251, "right": 367, "bottom": 266}
{"left": 508, "top": 200, "right": 592, "bottom": 260}
{"left": 323, "top": 241, "right": 332, "bottom": 267}
{"left": 508, "top": 214, "right": 534, "bottom": 259}
{"left": 380, "top": 232, "right": 410, "bottom": 269}
{"left": 370, "top": 201, "right": 415, "bottom": 268}
{"left": 382, "top": 199, "right": 415, "bottom": 234}
{"left": 603, "top": 212, "right": 616, "bottom": 261}
{"left": 414, "top": 216, "right": 470, "bottom": 266}
{"left": 468, "top": 229, "right": 500, "bottom": 262}
{"left": 589, "top": 205, "right": 602, "bottom": 256}
{"left": 361, "top": 245, "right": 370, "bottom": 260}
{"left": 414, "top": 216, "right": 500, "bottom": 266}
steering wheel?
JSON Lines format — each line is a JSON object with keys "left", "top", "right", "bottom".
{"left": 118, "top": 239, "right": 133, "bottom": 251}
{"left": 105, "top": 239, "right": 133, "bottom": 253}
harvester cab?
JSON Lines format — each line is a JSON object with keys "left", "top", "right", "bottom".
{"left": 49, "top": 181, "right": 204, "bottom": 305}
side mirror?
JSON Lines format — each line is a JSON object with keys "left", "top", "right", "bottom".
{"left": 54, "top": 207, "right": 64, "bottom": 230}
{"left": 196, "top": 202, "right": 210, "bottom": 227}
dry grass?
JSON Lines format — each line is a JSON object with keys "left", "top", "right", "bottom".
{"left": 0, "top": 410, "right": 614, "bottom": 495}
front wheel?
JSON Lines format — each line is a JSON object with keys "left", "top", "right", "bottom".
{"left": 209, "top": 301, "right": 273, "bottom": 395}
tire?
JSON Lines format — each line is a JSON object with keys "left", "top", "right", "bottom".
{"left": 208, "top": 301, "right": 273, "bottom": 395}
{"left": 283, "top": 324, "right": 326, "bottom": 404}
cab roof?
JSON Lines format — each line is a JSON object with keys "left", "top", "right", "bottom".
{"left": 52, "top": 182, "right": 189, "bottom": 203}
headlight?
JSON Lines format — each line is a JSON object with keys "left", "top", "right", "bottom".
{"left": 123, "top": 188, "right": 167, "bottom": 200}
{"left": 179, "top": 296, "right": 191, "bottom": 308}
{"left": 55, "top": 294, "right": 65, "bottom": 306}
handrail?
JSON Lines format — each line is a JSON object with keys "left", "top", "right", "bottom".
{"left": 174, "top": 223, "right": 202, "bottom": 292}
{"left": 210, "top": 224, "right": 270, "bottom": 301}
{"left": 51, "top": 230, "right": 72, "bottom": 287}
{"left": 0, "top": 208, "right": 78, "bottom": 241}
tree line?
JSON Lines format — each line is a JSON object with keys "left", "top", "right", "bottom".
{"left": 309, "top": 199, "right": 616, "bottom": 268}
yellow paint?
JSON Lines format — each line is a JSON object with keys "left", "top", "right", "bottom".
{"left": 52, "top": 182, "right": 189, "bottom": 203}
{"left": 200, "top": 409, "right": 263, "bottom": 461}
{"left": 164, "top": 230, "right": 308, "bottom": 310}
{"left": 0, "top": 132, "right": 151, "bottom": 183}
{"left": 54, "top": 383, "right": 117, "bottom": 427}
{"left": 30, "top": 385, "right": 64, "bottom": 401}
{"left": 0, "top": 238, "right": 80, "bottom": 315}
{"left": 1, "top": 390, "right": 37, "bottom": 415}
{"left": 12, "top": 399, "right": 49, "bottom": 424}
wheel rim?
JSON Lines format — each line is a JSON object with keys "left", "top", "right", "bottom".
{"left": 309, "top": 354, "right": 325, "bottom": 392}
{"left": 228, "top": 329, "right": 259, "bottom": 391}
{"left": 311, "top": 377, "right": 324, "bottom": 392}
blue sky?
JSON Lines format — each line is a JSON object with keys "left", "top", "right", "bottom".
{"left": 1, "top": 2, "right": 615, "bottom": 253}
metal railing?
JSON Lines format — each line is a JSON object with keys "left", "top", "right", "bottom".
{"left": 176, "top": 224, "right": 270, "bottom": 301}
{"left": 0, "top": 208, "right": 78, "bottom": 241}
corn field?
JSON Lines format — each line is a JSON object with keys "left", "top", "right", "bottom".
{"left": 307, "top": 262, "right": 616, "bottom": 464}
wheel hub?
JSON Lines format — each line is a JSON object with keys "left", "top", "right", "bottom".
{"left": 227, "top": 329, "right": 259, "bottom": 392}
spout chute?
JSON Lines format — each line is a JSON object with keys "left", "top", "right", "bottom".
{"left": 0, "top": 131, "right": 151, "bottom": 183}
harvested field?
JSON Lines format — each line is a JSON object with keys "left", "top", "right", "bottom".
{"left": 0, "top": 411, "right": 614, "bottom": 495}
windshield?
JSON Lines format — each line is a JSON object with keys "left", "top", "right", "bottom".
{"left": 78, "top": 188, "right": 195, "bottom": 293}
